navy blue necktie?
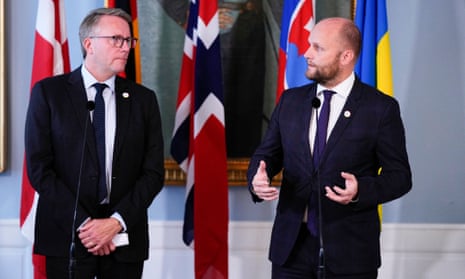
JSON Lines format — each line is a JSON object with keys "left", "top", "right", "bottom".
{"left": 313, "top": 90, "right": 335, "bottom": 167}
{"left": 308, "top": 90, "right": 335, "bottom": 235}
{"left": 93, "top": 83, "right": 107, "bottom": 203}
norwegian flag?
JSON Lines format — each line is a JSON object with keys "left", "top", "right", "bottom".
{"left": 19, "top": 0, "right": 70, "bottom": 278}
{"left": 276, "top": 0, "right": 315, "bottom": 102}
{"left": 170, "top": 0, "right": 229, "bottom": 278}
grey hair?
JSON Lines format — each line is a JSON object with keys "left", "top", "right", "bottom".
{"left": 78, "top": 8, "right": 132, "bottom": 58}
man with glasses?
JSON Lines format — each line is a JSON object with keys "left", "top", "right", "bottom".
{"left": 25, "top": 8, "right": 164, "bottom": 279}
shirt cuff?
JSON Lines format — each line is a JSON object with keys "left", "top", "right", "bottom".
{"left": 111, "top": 212, "right": 127, "bottom": 232}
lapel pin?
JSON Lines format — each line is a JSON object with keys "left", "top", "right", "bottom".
{"left": 122, "top": 92, "right": 130, "bottom": 99}
{"left": 344, "top": 110, "right": 351, "bottom": 118}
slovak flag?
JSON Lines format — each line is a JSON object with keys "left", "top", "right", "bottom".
{"left": 276, "top": 0, "right": 315, "bottom": 102}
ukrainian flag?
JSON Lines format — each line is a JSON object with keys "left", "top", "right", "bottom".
{"left": 354, "top": 0, "right": 394, "bottom": 222}
{"left": 354, "top": 0, "right": 393, "bottom": 97}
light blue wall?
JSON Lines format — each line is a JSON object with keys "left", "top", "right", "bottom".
{"left": 383, "top": 0, "right": 465, "bottom": 223}
{"left": 1, "top": 0, "right": 465, "bottom": 224}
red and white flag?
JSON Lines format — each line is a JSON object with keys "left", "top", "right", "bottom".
{"left": 171, "top": 0, "right": 229, "bottom": 278}
{"left": 19, "top": 0, "right": 70, "bottom": 278}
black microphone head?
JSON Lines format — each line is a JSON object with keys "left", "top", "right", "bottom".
{"left": 312, "top": 97, "right": 321, "bottom": 109}
{"left": 86, "top": 101, "right": 95, "bottom": 111}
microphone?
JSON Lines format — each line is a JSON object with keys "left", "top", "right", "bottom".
{"left": 312, "top": 96, "right": 325, "bottom": 279}
{"left": 312, "top": 97, "right": 321, "bottom": 109}
{"left": 86, "top": 100, "right": 95, "bottom": 111}
{"left": 69, "top": 101, "right": 95, "bottom": 279}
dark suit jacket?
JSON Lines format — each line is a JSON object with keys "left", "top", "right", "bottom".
{"left": 25, "top": 67, "right": 165, "bottom": 262}
{"left": 247, "top": 78, "right": 412, "bottom": 274}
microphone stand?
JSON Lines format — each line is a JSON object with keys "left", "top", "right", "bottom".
{"left": 312, "top": 97, "right": 325, "bottom": 279}
{"left": 69, "top": 101, "right": 95, "bottom": 279}
{"left": 317, "top": 183, "right": 325, "bottom": 279}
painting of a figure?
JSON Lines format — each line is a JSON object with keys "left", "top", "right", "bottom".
{"left": 158, "top": 0, "right": 266, "bottom": 158}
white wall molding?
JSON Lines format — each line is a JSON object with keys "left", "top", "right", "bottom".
{"left": 2, "top": 220, "right": 465, "bottom": 278}
{"left": 379, "top": 224, "right": 465, "bottom": 279}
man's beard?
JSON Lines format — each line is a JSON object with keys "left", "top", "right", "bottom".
{"left": 306, "top": 63, "right": 339, "bottom": 85}
{"left": 305, "top": 54, "right": 341, "bottom": 85}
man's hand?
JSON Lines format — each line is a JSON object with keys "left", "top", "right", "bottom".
{"left": 251, "top": 160, "right": 279, "bottom": 201}
{"left": 78, "top": 217, "right": 122, "bottom": 255}
{"left": 325, "top": 171, "right": 359, "bottom": 205}
{"left": 93, "top": 242, "right": 116, "bottom": 256}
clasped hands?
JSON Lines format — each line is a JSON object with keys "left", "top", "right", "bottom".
{"left": 78, "top": 217, "right": 122, "bottom": 256}
{"left": 251, "top": 160, "right": 358, "bottom": 204}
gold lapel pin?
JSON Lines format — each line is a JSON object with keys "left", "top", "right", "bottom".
{"left": 122, "top": 92, "right": 130, "bottom": 99}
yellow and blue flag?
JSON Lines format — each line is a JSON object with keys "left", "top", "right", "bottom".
{"left": 355, "top": 0, "right": 395, "bottom": 222}
{"left": 354, "top": 0, "right": 393, "bottom": 97}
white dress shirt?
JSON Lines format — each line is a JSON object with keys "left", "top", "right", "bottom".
{"left": 304, "top": 72, "right": 355, "bottom": 222}
{"left": 309, "top": 72, "right": 356, "bottom": 154}
{"left": 82, "top": 66, "right": 116, "bottom": 203}
{"left": 80, "top": 66, "right": 127, "bottom": 235}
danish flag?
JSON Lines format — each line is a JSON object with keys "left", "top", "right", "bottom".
{"left": 19, "top": 1, "right": 70, "bottom": 278}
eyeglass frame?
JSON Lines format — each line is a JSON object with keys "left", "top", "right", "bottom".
{"left": 89, "top": 35, "right": 138, "bottom": 49}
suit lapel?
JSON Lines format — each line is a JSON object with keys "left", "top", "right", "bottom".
{"left": 67, "top": 68, "right": 99, "bottom": 166}
{"left": 68, "top": 74, "right": 132, "bottom": 174}
{"left": 323, "top": 79, "right": 364, "bottom": 160}
{"left": 113, "top": 77, "right": 131, "bottom": 163}
{"left": 299, "top": 85, "right": 318, "bottom": 170}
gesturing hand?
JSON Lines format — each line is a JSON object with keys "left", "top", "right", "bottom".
{"left": 325, "top": 172, "right": 359, "bottom": 205}
{"left": 251, "top": 160, "right": 279, "bottom": 201}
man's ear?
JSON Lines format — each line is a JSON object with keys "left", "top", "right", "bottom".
{"left": 83, "top": 38, "right": 93, "bottom": 55}
{"left": 340, "top": 49, "right": 355, "bottom": 66}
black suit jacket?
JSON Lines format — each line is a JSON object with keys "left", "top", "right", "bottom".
{"left": 247, "top": 78, "right": 412, "bottom": 274}
{"left": 25, "top": 67, "right": 164, "bottom": 262}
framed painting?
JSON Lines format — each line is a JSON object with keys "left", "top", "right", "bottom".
{"left": 140, "top": 0, "right": 354, "bottom": 186}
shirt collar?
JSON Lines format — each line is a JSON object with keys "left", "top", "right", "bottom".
{"left": 81, "top": 65, "right": 116, "bottom": 93}
{"left": 316, "top": 72, "right": 355, "bottom": 98}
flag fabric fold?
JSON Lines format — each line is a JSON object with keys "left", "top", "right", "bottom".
{"left": 354, "top": 0, "right": 393, "bottom": 97}
{"left": 20, "top": 0, "right": 70, "bottom": 278}
{"left": 171, "top": 0, "right": 229, "bottom": 278}
{"left": 276, "top": 0, "right": 315, "bottom": 102}
{"left": 354, "top": 0, "right": 394, "bottom": 222}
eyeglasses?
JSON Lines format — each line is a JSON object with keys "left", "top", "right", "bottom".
{"left": 89, "top": 35, "right": 138, "bottom": 49}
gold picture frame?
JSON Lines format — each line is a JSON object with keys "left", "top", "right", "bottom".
{"left": 0, "top": 0, "right": 6, "bottom": 173}
{"left": 165, "top": 158, "right": 262, "bottom": 186}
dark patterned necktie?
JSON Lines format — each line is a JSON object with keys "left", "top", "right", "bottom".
{"left": 308, "top": 90, "right": 335, "bottom": 235}
{"left": 93, "top": 83, "right": 107, "bottom": 203}
{"left": 313, "top": 90, "right": 335, "bottom": 167}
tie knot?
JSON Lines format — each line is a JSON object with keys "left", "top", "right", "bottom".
{"left": 93, "top": 83, "right": 107, "bottom": 94}
{"left": 322, "top": 90, "right": 335, "bottom": 101}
